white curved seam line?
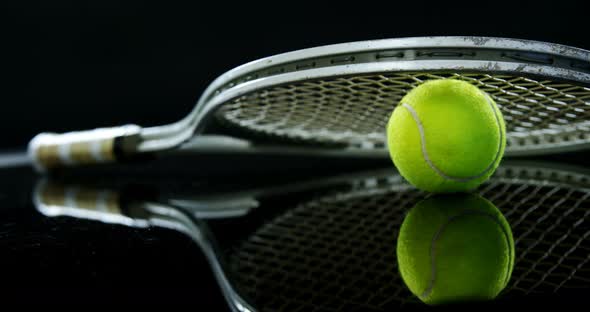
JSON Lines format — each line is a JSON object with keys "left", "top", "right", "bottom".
{"left": 402, "top": 94, "right": 503, "bottom": 182}
{"left": 495, "top": 215, "right": 514, "bottom": 288}
{"left": 422, "top": 210, "right": 511, "bottom": 299}
{"left": 478, "top": 92, "right": 504, "bottom": 179}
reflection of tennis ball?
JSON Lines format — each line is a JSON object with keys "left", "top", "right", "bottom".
{"left": 387, "top": 79, "right": 506, "bottom": 193}
{"left": 396, "top": 194, "right": 514, "bottom": 305}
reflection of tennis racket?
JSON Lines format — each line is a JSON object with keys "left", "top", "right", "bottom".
{"left": 34, "top": 161, "right": 590, "bottom": 310}
{"left": 29, "top": 37, "right": 590, "bottom": 171}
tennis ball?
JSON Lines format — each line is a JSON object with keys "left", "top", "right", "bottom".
{"left": 387, "top": 79, "right": 506, "bottom": 193}
{"left": 396, "top": 194, "right": 514, "bottom": 305}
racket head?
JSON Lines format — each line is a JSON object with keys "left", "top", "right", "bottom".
{"left": 141, "top": 36, "right": 590, "bottom": 156}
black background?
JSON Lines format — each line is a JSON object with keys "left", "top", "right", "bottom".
{"left": 2, "top": 0, "right": 589, "bottom": 309}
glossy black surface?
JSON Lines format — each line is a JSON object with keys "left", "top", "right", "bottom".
{"left": 0, "top": 153, "right": 392, "bottom": 307}
{"left": 2, "top": 152, "right": 589, "bottom": 309}
{"left": 0, "top": 166, "right": 215, "bottom": 305}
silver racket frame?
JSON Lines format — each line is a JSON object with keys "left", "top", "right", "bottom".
{"left": 29, "top": 37, "right": 590, "bottom": 171}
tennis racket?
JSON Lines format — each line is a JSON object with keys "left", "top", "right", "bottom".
{"left": 34, "top": 161, "right": 590, "bottom": 310}
{"left": 29, "top": 37, "right": 590, "bottom": 172}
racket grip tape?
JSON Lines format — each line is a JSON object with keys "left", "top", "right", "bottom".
{"left": 28, "top": 125, "right": 141, "bottom": 172}
{"left": 35, "top": 181, "right": 123, "bottom": 217}
{"left": 33, "top": 180, "right": 151, "bottom": 228}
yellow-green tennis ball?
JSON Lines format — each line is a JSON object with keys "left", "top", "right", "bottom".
{"left": 387, "top": 79, "right": 506, "bottom": 193}
{"left": 396, "top": 194, "right": 514, "bottom": 305}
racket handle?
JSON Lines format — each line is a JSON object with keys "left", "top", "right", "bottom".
{"left": 28, "top": 125, "right": 141, "bottom": 172}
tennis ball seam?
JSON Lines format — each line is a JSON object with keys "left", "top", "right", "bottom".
{"left": 400, "top": 92, "right": 503, "bottom": 183}
{"left": 421, "top": 210, "right": 514, "bottom": 300}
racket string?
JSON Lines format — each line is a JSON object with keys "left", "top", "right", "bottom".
{"left": 215, "top": 73, "right": 590, "bottom": 151}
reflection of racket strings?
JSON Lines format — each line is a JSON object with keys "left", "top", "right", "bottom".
{"left": 230, "top": 186, "right": 422, "bottom": 310}
{"left": 228, "top": 166, "right": 590, "bottom": 310}
{"left": 480, "top": 167, "right": 590, "bottom": 293}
